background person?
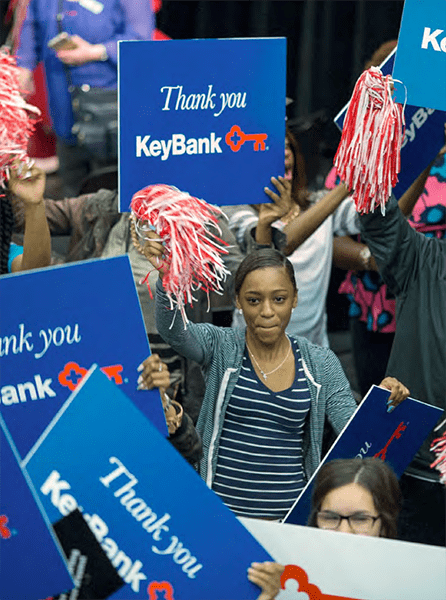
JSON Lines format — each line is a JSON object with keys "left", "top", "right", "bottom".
{"left": 226, "top": 127, "right": 357, "bottom": 348}
{"left": 137, "top": 353, "right": 284, "bottom": 600}
{"left": 14, "top": 0, "right": 153, "bottom": 196}
{"left": 308, "top": 457, "right": 402, "bottom": 539}
{"left": 1, "top": 163, "right": 51, "bottom": 274}
{"left": 359, "top": 188, "right": 446, "bottom": 547}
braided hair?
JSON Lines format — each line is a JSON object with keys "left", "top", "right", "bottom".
{"left": 0, "top": 194, "right": 15, "bottom": 275}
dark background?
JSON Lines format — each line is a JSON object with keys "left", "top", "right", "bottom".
{"left": 157, "top": 0, "right": 404, "bottom": 186}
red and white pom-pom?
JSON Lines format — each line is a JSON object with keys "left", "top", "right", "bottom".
{"left": 0, "top": 47, "right": 40, "bottom": 186}
{"left": 131, "top": 184, "right": 230, "bottom": 327}
{"left": 430, "top": 422, "right": 446, "bottom": 485}
{"left": 334, "top": 66, "right": 405, "bottom": 214}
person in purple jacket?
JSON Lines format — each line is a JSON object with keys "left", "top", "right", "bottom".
{"left": 15, "top": 0, "right": 153, "bottom": 195}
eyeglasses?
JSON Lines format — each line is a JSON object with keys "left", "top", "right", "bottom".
{"left": 316, "top": 511, "right": 381, "bottom": 534}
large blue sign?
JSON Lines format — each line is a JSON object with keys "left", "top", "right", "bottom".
{"left": 0, "top": 427, "right": 73, "bottom": 599}
{"left": 393, "top": 0, "right": 446, "bottom": 112}
{"left": 118, "top": 38, "right": 286, "bottom": 211}
{"left": 284, "top": 385, "right": 442, "bottom": 526}
{"left": 23, "top": 366, "right": 272, "bottom": 600}
{"left": 334, "top": 47, "right": 446, "bottom": 200}
{"left": 0, "top": 256, "right": 166, "bottom": 461}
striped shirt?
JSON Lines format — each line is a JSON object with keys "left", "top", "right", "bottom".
{"left": 212, "top": 338, "right": 311, "bottom": 519}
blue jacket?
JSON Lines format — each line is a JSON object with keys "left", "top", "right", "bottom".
{"left": 17, "top": 0, "right": 153, "bottom": 141}
{"left": 155, "top": 279, "right": 357, "bottom": 486}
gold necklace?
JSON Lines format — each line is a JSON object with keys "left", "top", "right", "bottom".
{"left": 246, "top": 336, "right": 292, "bottom": 381}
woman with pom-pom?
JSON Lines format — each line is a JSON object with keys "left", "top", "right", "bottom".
{"left": 1, "top": 164, "right": 51, "bottom": 274}
{"left": 138, "top": 242, "right": 409, "bottom": 522}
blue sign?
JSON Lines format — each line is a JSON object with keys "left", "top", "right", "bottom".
{"left": 118, "top": 38, "right": 286, "bottom": 210}
{"left": 0, "top": 256, "right": 166, "bottom": 462}
{"left": 393, "top": 0, "right": 446, "bottom": 112}
{"left": 0, "top": 427, "right": 73, "bottom": 599}
{"left": 334, "top": 47, "right": 446, "bottom": 200}
{"left": 284, "top": 385, "right": 442, "bottom": 526}
{"left": 23, "top": 366, "right": 272, "bottom": 600}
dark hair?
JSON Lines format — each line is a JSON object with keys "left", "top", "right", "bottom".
{"left": 234, "top": 248, "right": 297, "bottom": 296}
{"left": 308, "top": 458, "right": 402, "bottom": 539}
{"left": 286, "top": 125, "right": 311, "bottom": 211}
{"left": 0, "top": 194, "right": 15, "bottom": 275}
{"left": 363, "top": 40, "right": 397, "bottom": 71}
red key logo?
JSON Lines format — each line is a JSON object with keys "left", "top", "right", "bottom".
{"left": 225, "top": 124, "right": 268, "bottom": 151}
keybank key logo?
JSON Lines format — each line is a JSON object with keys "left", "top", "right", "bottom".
{"left": 225, "top": 125, "right": 268, "bottom": 152}
{"left": 136, "top": 126, "right": 269, "bottom": 160}
{"left": 0, "top": 515, "right": 11, "bottom": 539}
{"left": 421, "top": 27, "right": 446, "bottom": 52}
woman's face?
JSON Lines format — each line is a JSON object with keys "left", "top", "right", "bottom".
{"left": 236, "top": 266, "right": 297, "bottom": 346}
{"left": 285, "top": 135, "right": 295, "bottom": 180}
{"left": 317, "top": 483, "right": 382, "bottom": 537}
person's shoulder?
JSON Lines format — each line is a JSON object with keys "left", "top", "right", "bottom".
{"left": 289, "top": 334, "right": 333, "bottom": 360}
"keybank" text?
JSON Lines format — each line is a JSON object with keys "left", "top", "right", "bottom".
{"left": 421, "top": 27, "right": 446, "bottom": 52}
{"left": 136, "top": 133, "right": 222, "bottom": 160}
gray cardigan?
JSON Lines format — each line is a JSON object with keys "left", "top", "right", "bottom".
{"left": 155, "top": 279, "right": 357, "bottom": 486}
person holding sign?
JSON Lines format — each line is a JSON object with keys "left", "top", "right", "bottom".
{"left": 1, "top": 164, "right": 51, "bottom": 274}
{"left": 138, "top": 245, "right": 409, "bottom": 521}
{"left": 227, "top": 127, "right": 357, "bottom": 348}
{"left": 359, "top": 175, "right": 446, "bottom": 547}
{"left": 309, "top": 458, "right": 402, "bottom": 539}
{"left": 139, "top": 352, "right": 285, "bottom": 600}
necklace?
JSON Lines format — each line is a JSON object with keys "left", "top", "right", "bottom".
{"left": 246, "top": 336, "right": 292, "bottom": 381}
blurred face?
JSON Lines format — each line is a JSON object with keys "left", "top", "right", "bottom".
{"left": 285, "top": 136, "right": 294, "bottom": 180}
{"left": 236, "top": 266, "right": 297, "bottom": 347}
{"left": 317, "top": 483, "right": 382, "bottom": 537}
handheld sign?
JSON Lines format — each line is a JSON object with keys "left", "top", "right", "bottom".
{"left": 392, "top": 0, "right": 446, "bottom": 112}
{"left": 0, "top": 427, "right": 73, "bottom": 599}
{"left": 334, "top": 47, "right": 446, "bottom": 200}
{"left": 284, "top": 385, "right": 442, "bottom": 526}
{"left": 240, "top": 518, "right": 446, "bottom": 600}
{"left": 0, "top": 256, "right": 166, "bottom": 461}
{"left": 118, "top": 38, "right": 286, "bottom": 210}
{"left": 22, "top": 366, "right": 272, "bottom": 600}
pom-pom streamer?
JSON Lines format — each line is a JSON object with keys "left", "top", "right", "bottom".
{"left": 0, "top": 47, "right": 40, "bottom": 186}
{"left": 130, "top": 184, "right": 230, "bottom": 327}
{"left": 430, "top": 419, "right": 446, "bottom": 485}
{"left": 334, "top": 66, "right": 405, "bottom": 214}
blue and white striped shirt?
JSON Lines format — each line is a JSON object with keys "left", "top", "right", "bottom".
{"left": 212, "top": 338, "right": 311, "bottom": 519}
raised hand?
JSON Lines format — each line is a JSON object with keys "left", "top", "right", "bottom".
{"left": 8, "top": 163, "right": 45, "bottom": 207}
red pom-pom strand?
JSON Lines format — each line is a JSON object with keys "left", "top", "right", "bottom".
{"left": 130, "top": 184, "right": 230, "bottom": 327}
{"left": 0, "top": 47, "right": 40, "bottom": 186}
{"left": 431, "top": 419, "right": 446, "bottom": 485}
{"left": 334, "top": 66, "right": 405, "bottom": 214}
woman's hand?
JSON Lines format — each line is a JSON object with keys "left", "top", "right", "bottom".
{"left": 256, "top": 176, "right": 293, "bottom": 245}
{"left": 379, "top": 377, "right": 410, "bottom": 412}
{"left": 259, "top": 176, "right": 293, "bottom": 227}
{"left": 132, "top": 226, "right": 169, "bottom": 278}
{"left": 8, "top": 163, "right": 45, "bottom": 207}
{"left": 137, "top": 354, "right": 170, "bottom": 395}
{"left": 248, "top": 561, "right": 284, "bottom": 600}
{"left": 56, "top": 34, "right": 106, "bottom": 66}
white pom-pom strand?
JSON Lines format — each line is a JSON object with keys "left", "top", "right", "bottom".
{"left": 334, "top": 66, "right": 405, "bottom": 215}
{"left": 0, "top": 47, "right": 40, "bottom": 187}
{"left": 130, "top": 184, "right": 231, "bottom": 328}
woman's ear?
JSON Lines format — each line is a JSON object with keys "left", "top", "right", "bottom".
{"left": 293, "top": 291, "right": 298, "bottom": 309}
{"left": 235, "top": 296, "right": 241, "bottom": 311}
